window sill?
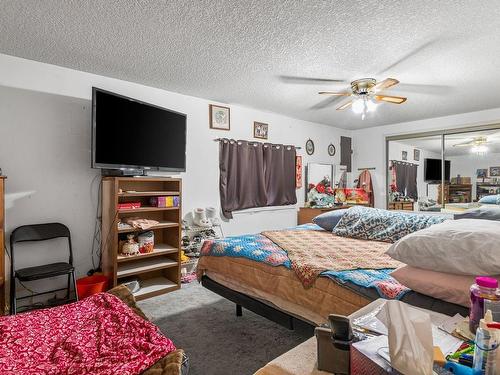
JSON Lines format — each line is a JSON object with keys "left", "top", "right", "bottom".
{"left": 232, "top": 205, "right": 297, "bottom": 215}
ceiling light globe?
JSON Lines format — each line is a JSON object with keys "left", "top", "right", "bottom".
{"left": 352, "top": 98, "right": 364, "bottom": 114}
{"left": 471, "top": 145, "right": 488, "bottom": 154}
{"left": 366, "top": 99, "right": 377, "bottom": 112}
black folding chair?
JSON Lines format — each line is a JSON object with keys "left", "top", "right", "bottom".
{"left": 10, "top": 223, "right": 78, "bottom": 314}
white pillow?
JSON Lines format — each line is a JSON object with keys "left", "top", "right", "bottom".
{"left": 386, "top": 219, "right": 500, "bottom": 275}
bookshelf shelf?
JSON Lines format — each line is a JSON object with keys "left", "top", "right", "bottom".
{"left": 101, "top": 177, "right": 182, "bottom": 300}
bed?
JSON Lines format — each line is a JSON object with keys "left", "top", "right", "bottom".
{"left": 0, "top": 285, "right": 188, "bottom": 375}
{"left": 197, "top": 223, "right": 467, "bottom": 329}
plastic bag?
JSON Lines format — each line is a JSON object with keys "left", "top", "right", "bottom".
{"left": 377, "top": 300, "right": 434, "bottom": 375}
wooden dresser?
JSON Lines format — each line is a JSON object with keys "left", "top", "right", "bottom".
{"left": 387, "top": 201, "right": 414, "bottom": 211}
{"left": 298, "top": 206, "right": 350, "bottom": 225}
{"left": 0, "top": 177, "right": 5, "bottom": 314}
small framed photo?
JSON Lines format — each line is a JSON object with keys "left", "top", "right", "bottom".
{"left": 413, "top": 149, "right": 420, "bottom": 161}
{"left": 477, "top": 168, "right": 488, "bottom": 178}
{"left": 209, "top": 104, "right": 230, "bottom": 130}
{"left": 253, "top": 121, "right": 268, "bottom": 139}
{"left": 490, "top": 166, "right": 500, "bottom": 177}
{"left": 402, "top": 151, "right": 408, "bottom": 161}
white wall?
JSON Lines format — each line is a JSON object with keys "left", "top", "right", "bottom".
{"left": 0, "top": 53, "right": 349, "bottom": 281}
{"left": 352, "top": 109, "right": 500, "bottom": 208}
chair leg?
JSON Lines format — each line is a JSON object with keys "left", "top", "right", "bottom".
{"left": 72, "top": 271, "right": 79, "bottom": 301}
{"left": 10, "top": 277, "right": 16, "bottom": 315}
{"left": 66, "top": 273, "right": 71, "bottom": 300}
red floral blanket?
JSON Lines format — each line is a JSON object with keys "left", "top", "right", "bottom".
{"left": 0, "top": 293, "right": 176, "bottom": 375}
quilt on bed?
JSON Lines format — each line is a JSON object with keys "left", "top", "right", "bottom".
{"left": 200, "top": 224, "right": 410, "bottom": 299}
{"left": 0, "top": 292, "right": 176, "bottom": 375}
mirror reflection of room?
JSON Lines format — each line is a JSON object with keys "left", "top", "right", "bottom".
{"left": 388, "top": 135, "right": 442, "bottom": 212}
{"left": 443, "top": 129, "right": 500, "bottom": 213}
{"left": 305, "top": 162, "right": 374, "bottom": 208}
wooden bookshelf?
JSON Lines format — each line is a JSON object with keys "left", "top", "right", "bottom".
{"left": 101, "top": 177, "right": 182, "bottom": 301}
{"left": 438, "top": 183, "right": 472, "bottom": 204}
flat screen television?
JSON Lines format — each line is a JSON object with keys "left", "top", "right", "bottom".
{"left": 92, "top": 88, "right": 187, "bottom": 173}
{"left": 424, "top": 158, "right": 450, "bottom": 183}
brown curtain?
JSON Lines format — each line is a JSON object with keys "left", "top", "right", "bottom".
{"left": 392, "top": 161, "right": 418, "bottom": 200}
{"left": 219, "top": 139, "right": 297, "bottom": 219}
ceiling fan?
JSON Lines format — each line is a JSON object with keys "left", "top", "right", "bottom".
{"left": 318, "top": 78, "right": 407, "bottom": 119}
{"left": 452, "top": 136, "right": 492, "bottom": 154}
{"left": 279, "top": 75, "right": 410, "bottom": 120}
{"left": 452, "top": 136, "right": 491, "bottom": 148}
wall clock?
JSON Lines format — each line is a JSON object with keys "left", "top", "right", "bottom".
{"left": 328, "top": 143, "right": 336, "bottom": 156}
{"left": 305, "top": 139, "right": 315, "bottom": 155}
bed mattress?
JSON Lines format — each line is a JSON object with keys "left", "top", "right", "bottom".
{"left": 198, "top": 224, "right": 468, "bottom": 323}
{"left": 198, "top": 256, "right": 371, "bottom": 325}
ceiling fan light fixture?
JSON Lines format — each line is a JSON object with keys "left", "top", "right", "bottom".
{"left": 366, "top": 98, "right": 377, "bottom": 112}
{"left": 351, "top": 98, "right": 365, "bottom": 114}
{"left": 471, "top": 145, "right": 488, "bottom": 155}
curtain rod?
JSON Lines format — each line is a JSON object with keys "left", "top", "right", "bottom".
{"left": 390, "top": 160, "right": 418, "bottom": 166}
{"left": 213, "top": 138, "right": 302, "bottom": 149}
{"left": 357, "top": 167, "right": 376, "bottom": 170}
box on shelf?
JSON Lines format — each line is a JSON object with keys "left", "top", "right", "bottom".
{"left": 117, "top": 202, "right": 142, "bottom": 210}
{"left": 149, "top": 196, "right": 180, "bottom": 207}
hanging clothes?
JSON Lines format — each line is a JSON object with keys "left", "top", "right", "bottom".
{"left": 338, "top": 170, "right": 347, "bottom": 188}
{"left": 356, "top": 169, "right": 374, "bottom": 207}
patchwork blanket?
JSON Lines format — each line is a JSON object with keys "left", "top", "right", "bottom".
{"left": 261, "top": 229, "right": 402, "bottom": 288}
{"left": 0, "top": 293, "right": 176, "bottom": 375}
{"left": 200, "top": 225, "right": 410, "bottom": 299}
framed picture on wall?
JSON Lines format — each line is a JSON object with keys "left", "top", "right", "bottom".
{"left": 490, "top": 166, "right": 500, "bottom": 177}
{"left": 253, "top": 121, "right": 268, "bottom": 139}
{"left": 413, "top": 149, "right": 420, "bottom": 161}
{"left": 477, "top": 168, "right": 488, "bottom": 178}
{"left": 402, "top": 151, "right": 408, "bottom": 161}
{"left": 209, "top": 104, "right": 230, "bottom": 130}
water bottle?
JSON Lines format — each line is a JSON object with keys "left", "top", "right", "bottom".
{"left": 472, "top": 318, "right": 500, "bottom": 375}
{"left": 470, "top": 277, "right": 500, "bottom": 334}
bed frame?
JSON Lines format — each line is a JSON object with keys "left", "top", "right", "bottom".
{"left": 201, "top": 275, "right": 316, "bottom": 336}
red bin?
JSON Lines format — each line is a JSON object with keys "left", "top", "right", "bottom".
{"left": 76, "top": 275, "right": 108, "bottom": 299}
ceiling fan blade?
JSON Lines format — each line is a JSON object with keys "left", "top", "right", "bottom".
{"left": 310, "top": 95, "right": 347, "bottom": 110}
{"left": 336, "top": 100, "right": 353, "bottom": 110}
{"left": 393, "top": 83, "right": 451, "bottom": 95}
{"left": 318, "top": 91, "right": 351, "bottom": 96}
{"left": 377, "top": 39, "right": 440, "bottom": 75}
{"left": 279, "top": 75, "right": 347, "bottom": 85}
{"left": 374, "top": 94, "right": 407, "bottom": 104}
{"left": 371, "top": 78, "right": 399, "bottom": 93}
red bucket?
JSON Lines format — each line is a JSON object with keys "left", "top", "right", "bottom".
{"left": 76, "top": 275, "right": 108, "bottom": 299}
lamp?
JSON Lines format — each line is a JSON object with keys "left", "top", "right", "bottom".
{"left": 352, "top": 97, "right": 377, "bottom": 119}
{"left": 351, "top": 98, "right": 364, "bottom": 114}
{"left": 471, "top": 145, "right": 488, "bottom": 155}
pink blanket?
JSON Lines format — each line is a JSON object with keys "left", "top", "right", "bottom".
{"left": 0, "top": 293, "right": 176, "bottom": 375}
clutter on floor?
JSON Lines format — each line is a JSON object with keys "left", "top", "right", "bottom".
{"left": 181, "top": 207, "right": 224, "bottom": 283}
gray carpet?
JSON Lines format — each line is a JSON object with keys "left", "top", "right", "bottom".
{"left": 138, "top": 282, "right": 312, "bottom": 375}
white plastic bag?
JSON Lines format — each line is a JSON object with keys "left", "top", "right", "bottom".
{"left": 377, "top": 300, "right": 434, "bottom": 375}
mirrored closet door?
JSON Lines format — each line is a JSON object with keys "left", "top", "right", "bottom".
{"left": 443, "top": 129, "right": 500, "bottom": 212}
{"left": 387, "top": 125, "right": 500, "bottom": 212}
{"left": 387, "top": 135, "right": 443, "bottom": 212}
